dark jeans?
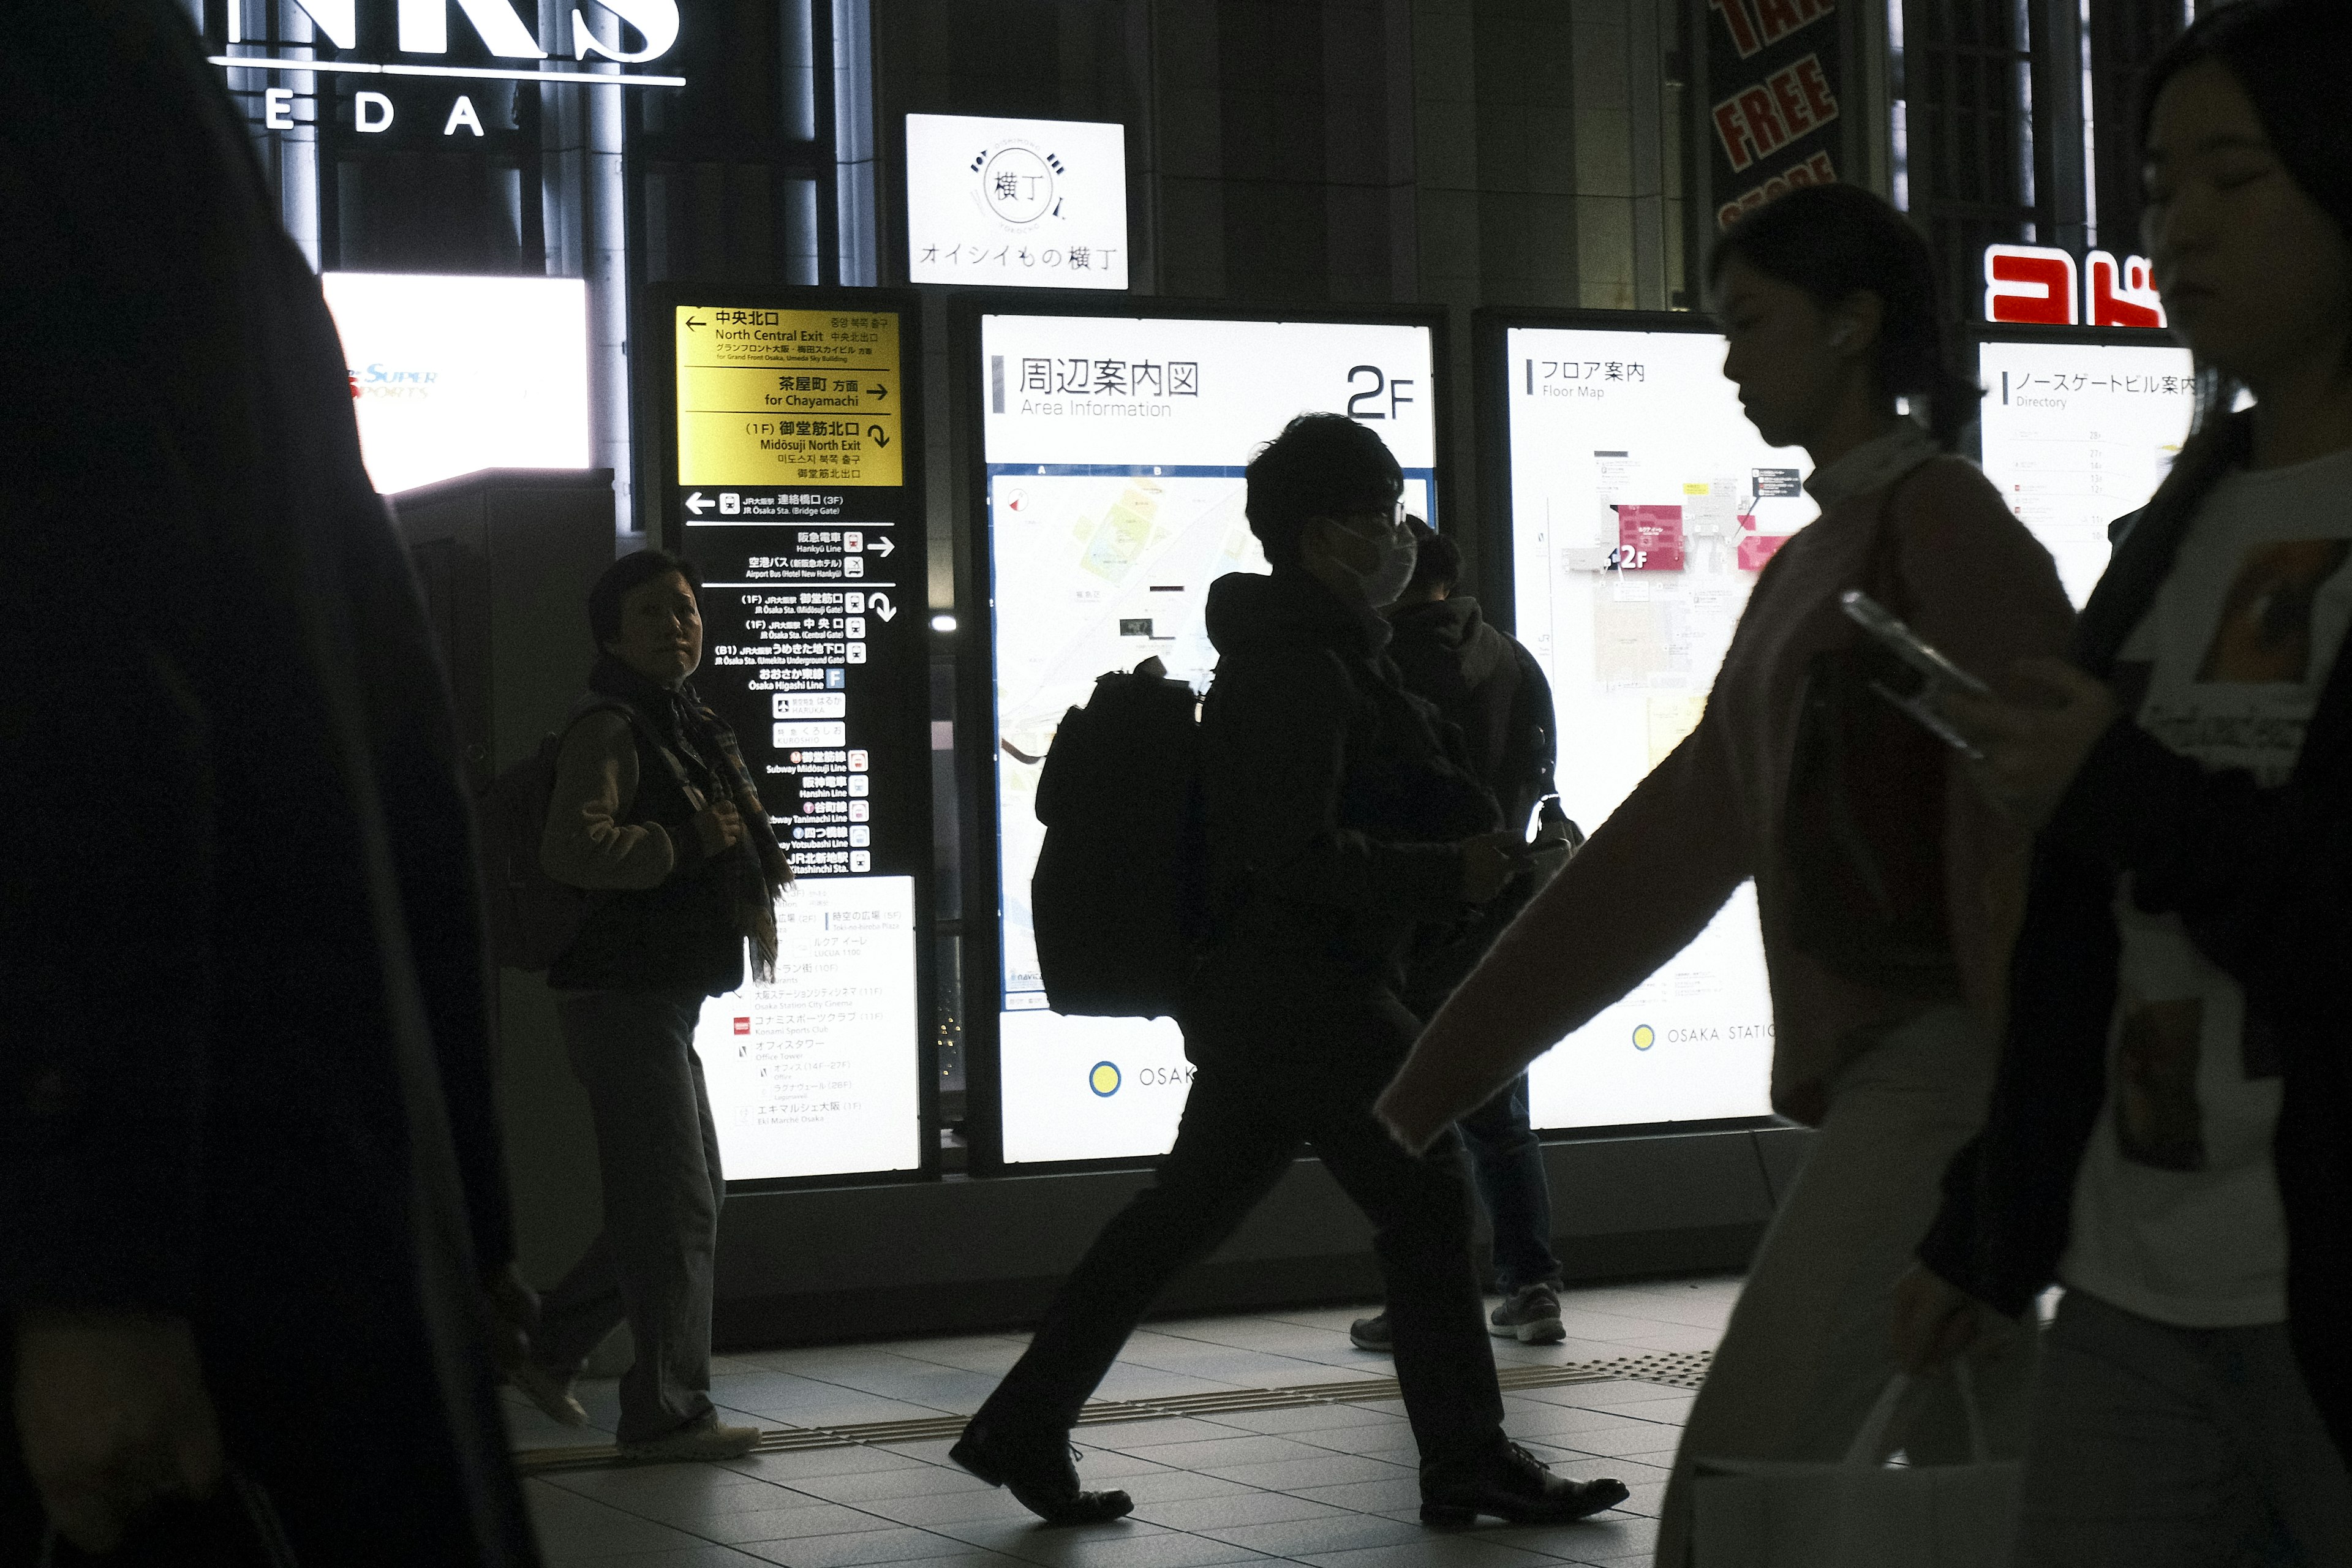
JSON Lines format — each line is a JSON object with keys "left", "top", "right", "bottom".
{"left": 1458, "top": 1074, "right": 1561, "bottom": 1295}
{"left": 1406, "top": 882, "right": 1562, "bottom": 1298}
{"left": 533, "top": 988, "right": 723, "bottom": 1444}
{"left": 2014, "top": 1290, "right": 2352, "bottom": 1566}
{"left": 982, "top": 983, "right": 1507, "bottom": 1471}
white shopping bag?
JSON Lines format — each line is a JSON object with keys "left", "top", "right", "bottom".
{"left": 1691, "top": 1366, "right": 2018, "bottom": 1568}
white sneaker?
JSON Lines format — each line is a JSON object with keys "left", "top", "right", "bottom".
{"left": 508, "top": 1360, "right": 589, "bottom": 1428}
{"left": 619, "top": 1415, "right": 760, "bottom": 1463}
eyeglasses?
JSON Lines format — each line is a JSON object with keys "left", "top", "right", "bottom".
{"left": 1336, "top": 499, "right": 1409, "bottom": 527}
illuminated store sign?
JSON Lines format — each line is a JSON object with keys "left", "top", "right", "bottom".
{"left": 208, "top": 0, "right": 686, "bottom": 87}
{"left": 906, "top": 115, "right": 1129, "bottom": 290}
{"left": 974, "top": 309, "right": 1437, "bottom": 1165}
{"left": 321, "top": 272, "right": 589, "bottom": 494}
{"left": 1983, "top": 244, "right": 2169, "bottom": 330}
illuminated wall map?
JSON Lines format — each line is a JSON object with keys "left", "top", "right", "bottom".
{"left": 1503, "top": 323, "right": 1814, "bottom": 1129}
{"left": 982, "top": 312, "right": 1437, "bottom": 1164}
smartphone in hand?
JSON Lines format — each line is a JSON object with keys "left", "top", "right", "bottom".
{"left": 1838, "top": 590, "right": 1988, "bottom": 758}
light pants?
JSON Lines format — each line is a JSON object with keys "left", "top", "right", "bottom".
{"left": 533, "top": 988, "right": 724, "bottom": 1446}
{"left": 1657, "top": 1006, "right": 2037, "bottom": 1567}
{"left": 2013, "top": 1289, "right": 2352, "bottom": 1566}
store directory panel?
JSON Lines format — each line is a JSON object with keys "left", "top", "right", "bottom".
{"left": 981, "top": 311, "right": 1438, "bottom": 1165}
{"left": 649, "top": 290, "right": 931, "bottom": 1183}
{"left": 1974, "top": 336, "right": 2196, "bottom": 605}
{"left": 1499, "top": 321, "right": 1813, "bottom": 1131}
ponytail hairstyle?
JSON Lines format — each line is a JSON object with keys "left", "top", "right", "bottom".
{"left": 2133, "top": 0, "right": 2352, "bottom": 516}
{"left": 1708, "top": 184, "right": 1981, "bottom": 448}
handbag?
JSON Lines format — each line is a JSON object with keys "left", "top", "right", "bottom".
{"left": 1782, "top": 470, "right": 1965, "bottom": 998}
{"left": 1691, "top": 1365, "right": 2019, "bottom": 1567}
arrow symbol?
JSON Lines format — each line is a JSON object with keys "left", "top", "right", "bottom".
{"left": 867, "top": 383, "right": 888, "bottom": 401}
{"left": 870, "top": 536, "right": 895, "bottom": 557}
{"left": 867, "top": 593, "right": 897, "bottom": 622}
{"left": 685, "top": 315, "right": 706, "bottom": 331}
{"left": 685, "top": 491, "right": 711, "bottom": 515}
{"left": 868, "top": 424, "right": 890, "bottom": 448}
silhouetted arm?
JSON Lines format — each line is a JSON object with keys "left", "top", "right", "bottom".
{"left": 1377, "top": 709, "right": 1751, "bottom": 1150}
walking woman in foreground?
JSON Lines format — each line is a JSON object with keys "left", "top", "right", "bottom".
{"left": 1896, "top": 2, "right": 2352, "bottom": 1561}
{"left": 1373, "top": 182, "right": 2075, "bottom": 1566}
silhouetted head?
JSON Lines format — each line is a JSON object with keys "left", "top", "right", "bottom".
{"left": 2137, "top": 0, "right": 2352, "bottom": 412}
{"left": 1709, "top": 183, "right": 1978, "bottom": 449}
{"left": 1395, "top": 516, "right": 1461, "bottom": 606}
{"left": 1245, "top": 412, "right": 1406, "bottom": 570}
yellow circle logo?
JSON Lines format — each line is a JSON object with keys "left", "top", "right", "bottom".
{"left": 1632, "top": 1025, "right": 1656, "bottom": 1051}
{"left": 1089, "top": 1061, "right": 1121, "bottom": 1096}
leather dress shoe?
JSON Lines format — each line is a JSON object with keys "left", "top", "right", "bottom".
{"left": 1419, "top": 1441, "right": 1629, "bottom": 1527}
{"left": 950, "top": 1415, "right": 1134, "bottom": 1525}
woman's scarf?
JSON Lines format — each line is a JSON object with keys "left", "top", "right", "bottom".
{"left": 589, "top": 654, "right": 791, "bottom": 981}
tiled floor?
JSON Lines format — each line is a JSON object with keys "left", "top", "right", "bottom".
{"left": 508, "top": 1274, "right": 1736, "bottom": 1568}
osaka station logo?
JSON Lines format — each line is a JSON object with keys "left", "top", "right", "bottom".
{"left": 969, "top": 139, "right": 1068, "bottom": 228}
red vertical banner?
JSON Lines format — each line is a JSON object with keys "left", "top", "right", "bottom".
{"left": 1702, "top": 0, "right": 1846, "bottom": 231}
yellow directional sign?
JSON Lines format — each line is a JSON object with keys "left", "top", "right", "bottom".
{"left": 675, "top": 306, "right": 903, "bottom": 487}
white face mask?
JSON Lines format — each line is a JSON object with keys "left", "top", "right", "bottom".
{"left": 1362, "top": 526, "right": 1419, "bottom": 608}
{"left": 1324, "top": 516, "right": 1418, "bottom": 608}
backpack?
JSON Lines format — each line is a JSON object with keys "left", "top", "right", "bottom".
{"left": 475, "top": 699, "right": 632, "bottom": 972}
{"left": 1493, "top": 637, "right": 1560, "bottom": 836}
{"left": 1030, "top": 657, "right": 1210, "bottom": 1018}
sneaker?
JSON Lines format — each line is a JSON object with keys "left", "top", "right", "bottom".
{"left": 1488, "top": 1284, "right": 1566, "bottom": 1344}
{"left": 1349, "top": 1311, "right": 1394, "bottom": 1351}
{"left": 618, "top": 1414, "right": 760, "bottom": 1463}
{"left": 951, "top": 1414, "right": 1134, "bottom": 1525}
{"left": 1420, "top": 1441, "right": 1629, "bottom": 1527}
{"left": 507, "top": 1359, "right": 589, "bottom": 1428}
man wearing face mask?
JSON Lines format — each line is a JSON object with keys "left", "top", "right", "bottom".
{"left": 952, "top": 415, "right": 1629, "bottom": 1532}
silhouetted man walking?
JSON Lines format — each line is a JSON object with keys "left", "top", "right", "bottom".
{"left": 952, "top": 416, "right": 1627, "bottom": 1532}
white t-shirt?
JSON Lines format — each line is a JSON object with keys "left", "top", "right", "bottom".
{"left": 2060, "top": 444, "right": 2352, "bottom": 1328}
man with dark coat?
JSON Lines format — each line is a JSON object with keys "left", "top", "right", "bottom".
{"left": 2, "top": 2, "right": 540, "bottom": 1561}
{"left": 951, "top": 416, "right": 1627, "bottom": 1534}
{"left": 1349, "top": 521, "right": 1581, "bottom": 1354}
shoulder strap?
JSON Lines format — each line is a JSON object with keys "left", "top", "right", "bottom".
{"left": 559, "top": 695, "right": 701, "bottom": 801}
{"left": 1507, "top": 638, "right": 1559, "bottom": 805}
{"left": 560, "top": 692, "right": 633, "bottom": 733}
{"left": 1863, "top": 456, "right": 1937, "bottom": 617}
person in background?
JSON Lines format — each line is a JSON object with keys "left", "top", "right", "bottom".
{"left": 1351, "top": 519, "right": 1581, "bottom": 1353}
{"left": 952, "top": 415, "right": 1629, "bottom": 1531}
{"left": 1896, "top": 4, "right": 2352, "bottom": 1561}
{"left": 2, "top": 1, "right": 537, "bottom": 1559}
{"left": 1372, "top": 183, "right": 2077, "bottom": 1567}
{"left": 505, "top": 550, "right": 793, "bottom": 1463}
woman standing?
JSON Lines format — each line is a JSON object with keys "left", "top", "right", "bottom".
{"left": 511, "top": 550, "right": 794, "bottom": 1461}
{"left": 1898, "top": 2, "right": 2352, "bottom": 1561}
{"left": 1373, "top": 183, "right": 2075, "bottom": 1564}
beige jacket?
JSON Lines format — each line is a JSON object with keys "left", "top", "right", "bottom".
{"left": 1378, "top": 439, "right": 2076, "bottom": 1141}
{"left": 539, "top": 710, "right": 684, "bottom": 891}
